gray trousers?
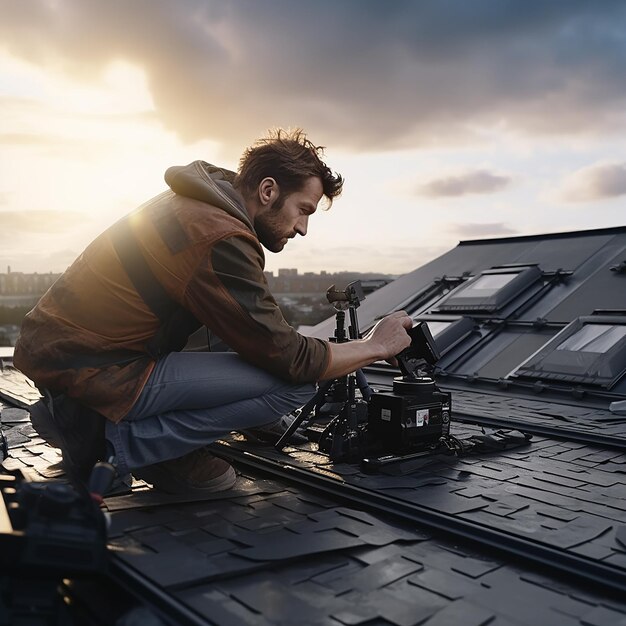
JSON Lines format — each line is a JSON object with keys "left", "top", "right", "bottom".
{"left": 105, "top": 352, "right": 315, "bottom": 475}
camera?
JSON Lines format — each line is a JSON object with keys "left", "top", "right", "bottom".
{"left": 367, "top": 323, "right": 451, "bottom": 454}
{"left": 276, "top": 283, "right": 453, "bottom": 466}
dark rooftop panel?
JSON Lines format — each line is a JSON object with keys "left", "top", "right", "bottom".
{"left": 3, "top": 226, "right": 626, "bottom": 624}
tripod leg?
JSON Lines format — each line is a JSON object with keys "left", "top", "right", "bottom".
{"left": 355, "top": 368, "right": 372, "bottom": 401}
{"left": 275, "top": 380, "right": 333, "bottom": 451}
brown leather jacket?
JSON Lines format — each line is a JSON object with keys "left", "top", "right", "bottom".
{"left": 14, "top": 161, "right": 329, "bottom": 422}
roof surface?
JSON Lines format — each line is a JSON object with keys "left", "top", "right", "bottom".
{"left": 2, "top": 225, "right": 626, "bottom": 625}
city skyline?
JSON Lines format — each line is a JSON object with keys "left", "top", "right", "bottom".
{"left": 0, "top": 265, "right": 397, "bottom": 278}
{"left": 1, "top": 2, "right": 626, "bottom": 275}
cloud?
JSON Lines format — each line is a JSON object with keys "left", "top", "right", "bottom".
{"left": 418, "top": 170, "right": 511, "bottom": 197}
{"left": 39, "top": 248, "right": 81, "bottom": 271}
{"left": 0, "top": 210, "right": 89, "bottom": 235}
{"left": 0, "top": 133, "right": 120, "bottom": 157}
{"left": 0, "top": 212, "right": 93, "bottom": 270}
{"left": 0, "top": 133, "right": 81, "bottom": 149}
{"left": 557, "top": 162, "right": 626, "bottom": 202}
{"left": 0, "top": 248, "right": 79, "bottom": 274}
{"left": 1, "top": 1, "right": 626, "bottom": 151}
{"left": 448, "top": 222, "right": 518, "bottom": 238}
{"left": 0, "top": 95, "right": 156, "bottom": 122}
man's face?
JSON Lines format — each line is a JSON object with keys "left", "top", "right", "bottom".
{"left": 255, "top": 176, "right": 324, "bottom": 253}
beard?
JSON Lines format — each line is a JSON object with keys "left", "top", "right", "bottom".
{"left": 254, "top": 200, "right": 292, "bottom": 253}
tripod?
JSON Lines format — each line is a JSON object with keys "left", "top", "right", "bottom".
{"left": 275, "top": 282, "right": 372, "bottom": 456}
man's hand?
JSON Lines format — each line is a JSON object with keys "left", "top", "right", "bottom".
{"left": 363, "top": 311, "right": 413, "bottom": 362}
{"left": 320, "top": 310, "right": 413, "bottom": 380}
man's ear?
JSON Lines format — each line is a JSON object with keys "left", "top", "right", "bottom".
{"left": 258, "top": 177, "right": 279, "bottom": 206}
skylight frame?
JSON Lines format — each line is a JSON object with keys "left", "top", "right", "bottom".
{"left": 436, "top": 265, "right": 542, "bottom": 313}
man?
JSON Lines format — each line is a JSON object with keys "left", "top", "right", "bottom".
{"left": 14, "top": 129, "right": 413, "bottom": 494}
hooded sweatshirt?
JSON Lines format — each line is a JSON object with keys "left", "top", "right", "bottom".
{"left": 14, "top": 161, "right": 330, "bottom": 422}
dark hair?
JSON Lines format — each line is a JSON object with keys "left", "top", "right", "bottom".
{"left": 235, "top": 128, "right": 344, "bottom": 207}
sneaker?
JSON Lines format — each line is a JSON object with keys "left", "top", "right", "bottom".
{"left": 28, "top": 392, "right": 105, "bottom": 489}
{"left": 242, "top": 413, "right": 308, "bottom": 444}
{"left": 133, "top": 447, "right": 236, "bottom": 495}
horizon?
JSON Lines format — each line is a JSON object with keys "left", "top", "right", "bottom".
{"left": 1, "top": 2, "right": 626, "bottom": 275}
{"left": 5, "top": 222, "right": 626, "bottom": 277}
{"left": 0, "top": 265, "right": 402, "bottom": 281}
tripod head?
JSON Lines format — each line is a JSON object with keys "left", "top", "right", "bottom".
{"left": 326, "top": 281, "right": 365, "bottom": 341}
{"left": 326, "top": 281, "right": 365, "bottom": 310}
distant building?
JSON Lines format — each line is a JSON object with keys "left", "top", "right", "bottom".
{"left": 267, "top": 269, "right": 395, "bottom": 295}
{"left": 0, "top": 267, "right": 60, "bottom": 295}
{"left": 0, "top": 267, "right": 61, "bottom": 308}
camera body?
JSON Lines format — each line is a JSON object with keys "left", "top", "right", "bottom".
{"left": 367, "top": 377, "right": 451, "bottom": 454}
{"left": 367, "top": 322, "right": 451, "bottom": 454}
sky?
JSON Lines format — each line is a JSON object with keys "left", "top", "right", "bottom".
{"left": 1, "top": 1, "right": 626, "bottom": 277}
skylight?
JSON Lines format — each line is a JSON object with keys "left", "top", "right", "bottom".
{"left": 436, "top": 265, "right": 541, "bottom": 313}
{"left": 512, "top": 317, "right": 626, "bottom": 389}
{"left": 460, "top": 273, "right": 517, "bottom": 295}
